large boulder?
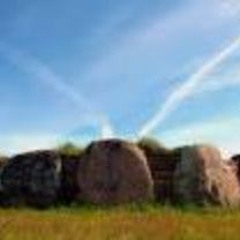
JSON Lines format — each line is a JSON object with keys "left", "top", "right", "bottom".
{"left": 173, "top": 145, "right": 240, "bottom": 207}
{"left": 77, "top": 139, "right": 154, "bottom": 205}
{"left": 1, "top": 150, "right": 61, "bottom": 208}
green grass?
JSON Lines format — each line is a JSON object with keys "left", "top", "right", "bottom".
{"left": 0, "top": 205, "right": 240, "bottom": 240}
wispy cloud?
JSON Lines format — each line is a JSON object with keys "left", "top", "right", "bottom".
{"left": 82, "top": 0, "right": 239, "bottom": 84}
{"left": 216, "top": 0, "right": 240, "bottom": 16}
{"left": 160, "top": 116, "right": 240, "bottom": 158}
{"left": 0, "top": 133, "right": 60, "bottom": 156}
{"left": 195, "top": 64, "right": 240, "bottom": 94}
{"left": 75, "top": 0, "right": 240, "bottom": 130}
{"left": 138, "top": 35, "right": 240, "bottom": 137}
{"left": 0, "top": 41, "right": 114, "bottom": 138}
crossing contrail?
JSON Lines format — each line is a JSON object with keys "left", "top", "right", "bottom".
{"left": 138, "top": 35, "right": 240, "bottom": 137}
{"left": 0, "top": 41, "right": 114, "bottom": 138}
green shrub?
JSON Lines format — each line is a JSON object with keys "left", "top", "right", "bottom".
{"left": 57, "top": 142, "right": 84, "bottom": 157}
{"left": 137, "top": 137, "right": 170, "bottom": 155}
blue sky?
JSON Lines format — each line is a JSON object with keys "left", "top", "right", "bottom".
{"left": 0, "top": 0, "right": 240, "bottom": 155}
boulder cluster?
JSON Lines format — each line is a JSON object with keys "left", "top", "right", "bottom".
{"left": 0, "top": 138, "right": 239, "bottom": 208}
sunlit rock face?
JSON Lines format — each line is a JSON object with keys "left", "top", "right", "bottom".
{"left": 1, "top": 150, "right": 61, "bottom": 208}
{"left": 173, "top": 145, "right": 240, "bottom": 207}
{"left": 76, "top": 139, "right": 154, "bottom": 205}
{"left": 140, "top": 141, "right": 240, "bottom": 207}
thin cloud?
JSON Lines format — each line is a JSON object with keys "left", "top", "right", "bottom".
{"left": 195, "top": 67, "right": 240, "bottom": 94}
{"left": 0, "top": 133, "right": 60, "bottom": 156}
{"left": 160, "top": 116, "right": 240, "bottom": 158}
{"left": 0, "top": 41, "right": 114, "bottom": 138}
{"left": 138, "top": 35, "right": 240, "bottom": 137}
{"left": 217, "top": 0, "right": 240, "bottom": 16}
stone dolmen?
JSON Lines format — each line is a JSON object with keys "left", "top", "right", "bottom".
{"left": 0, "top": 138, "right": 239, "bottom": 208}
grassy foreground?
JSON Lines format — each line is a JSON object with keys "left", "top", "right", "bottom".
{"left": 0, "top": 205, "right": 240, "bottom": 240}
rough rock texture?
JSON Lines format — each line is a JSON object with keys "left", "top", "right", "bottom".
{"left": 77, "top": 139, "right": 154, "bottom": 205}
{"left": 59, "top": 153, "right": 80, "bottom": 205}
{"left": 138, "top": 141, "right": 180, "bottom": 203}
{"left": 1, "top": 150, "right": 61, "bottom": 208}
{"left": 0, "top": 156, "right": 8, "bottom": 205}
{"left": 231, "top": 154, "right": 240, "bottom": 181}
{"left": 173, "top": 145, "right": 240, "bottom": 207}
{"left": 0, "top": 156, "right": 7, "bottom": 169}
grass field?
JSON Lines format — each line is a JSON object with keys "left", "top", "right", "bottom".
{"left": 0, "top": 205, "right": 239, "bottom": 240}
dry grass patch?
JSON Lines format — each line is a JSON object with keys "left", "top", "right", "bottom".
{"left": 0, "top": 206, "right": 240, "bottom": 239}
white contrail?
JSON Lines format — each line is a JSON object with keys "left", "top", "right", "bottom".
{"left": 0, "top": 41, "right": 114, "bottom": 137}
{"left": 101, "top": 118, "right": 115, "bottom": 139}
{"left": 138, "top": 35, "right": 240, "bottom": 137}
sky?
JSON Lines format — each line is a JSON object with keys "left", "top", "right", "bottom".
{"left": 0, "top": 0, "right": 240, "bottom": 156}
